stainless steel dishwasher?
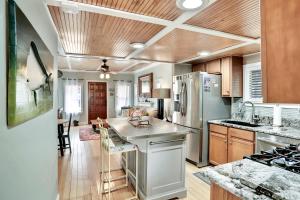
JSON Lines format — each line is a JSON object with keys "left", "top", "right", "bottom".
{"left": 256, "top": 132, "right": 300, "bottom": 153}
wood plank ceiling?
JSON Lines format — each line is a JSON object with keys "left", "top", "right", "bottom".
{"left": 134, "top": 28, "right": 242, "bottom": 63}
{"left": 69, "top": 0, "right": 183, "bottom": 20}
{"left": 48, "top": 0, "right": 261, "bottom": 71}
{"left": 48, "top": 6, "right": 164, "bottom": 57}
{"left": 186, "top": 0, "right": 260, "bottom": 39}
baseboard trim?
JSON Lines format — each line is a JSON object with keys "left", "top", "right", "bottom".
{"left": 56, "top": 194, "right": 59, "bottom": 200}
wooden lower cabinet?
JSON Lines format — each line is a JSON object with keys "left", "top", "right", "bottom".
{"left": 209, "top": 125, "right": 255, "bottom": 165}
{"left": 211, "top": 183, "right": 240, "bottom": 200}
{"left": 228, "top": 137, "right": 254, "bottom": 162}
{"left": 209, "top": 132, "right": 228, "bottom": 165}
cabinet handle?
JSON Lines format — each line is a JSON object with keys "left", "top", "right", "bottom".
{"left": 224, "top": 140, "right": 227, "bottom": 143}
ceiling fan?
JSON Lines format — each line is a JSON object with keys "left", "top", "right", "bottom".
{"left": 97, "top": 59, "right": 117, "bottom": 75}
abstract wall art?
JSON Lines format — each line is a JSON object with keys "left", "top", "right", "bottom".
{"left": 7, "top": 0, "right": 54, "bottom": 127}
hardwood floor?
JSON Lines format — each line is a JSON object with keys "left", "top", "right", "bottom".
{"left": 58, "top": 125, "right": 210, "bottom": 200}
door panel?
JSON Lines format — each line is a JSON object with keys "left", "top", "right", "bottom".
{"left": 88, "top": 82, "right": 107, "bottom": 122}
{"left": 209, "top": 132, "right": 228, "bottom": 165}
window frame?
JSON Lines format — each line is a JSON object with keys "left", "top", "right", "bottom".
{"left": 243, "top": 62, "right": 263, "bottom": 103}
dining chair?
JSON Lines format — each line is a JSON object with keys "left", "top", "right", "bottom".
{"left": 62, "top": 113, "right": 72, "bottom": 153}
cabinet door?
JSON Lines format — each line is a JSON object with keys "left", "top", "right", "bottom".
{"left": 228, "top": 137, "right": 254, "bottom": 162}
{"left": 211, "top": 183, "right": 227, "bottom": 200}
{"left": 192, "top": 63, "right": 206, "bottom": 72}
{"left": 209, "top": 132, "right": 227, "bottom": 165}
{"left": 221, "top": 57, "right": 231, "bottom": 96}
{"left": 261, "top": 0, "right": 300, "bottom": 103}
{"left": 227, "top": 192, "right": 240, "bottom": 200}
{"left": 206, "top": 59, "right": 221, "bottom": 74}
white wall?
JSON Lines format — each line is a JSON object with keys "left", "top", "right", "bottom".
{"left": 0, "top": 1, "right": 58, "bottom": 200}
{"left": 58, "top": 71, "right": 134, "bottom": 123}
{"left": 134, "top": 63, "right": 173, "bottom": 106}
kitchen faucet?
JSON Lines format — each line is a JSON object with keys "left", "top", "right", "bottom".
{"left": 239, "top": 101, "right": 259, "bottom": 124}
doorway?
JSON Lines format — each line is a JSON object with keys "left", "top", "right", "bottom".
{"left": 88, "top": 82, "right": 107, "bottom": 122}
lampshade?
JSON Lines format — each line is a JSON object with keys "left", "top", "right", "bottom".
{"left": 152, "top": 88, "right": 171, "bottom": 99}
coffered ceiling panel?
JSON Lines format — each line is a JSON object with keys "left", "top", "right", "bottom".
{"left": 58, "top": 56, "right": 139, "bottom": 71}
{"left": 186, "top": 0, "right": 260, "bottom": 39}
{"left": 190, "top": 43, "right": 260, "bottom": 64}
{"left": 135, "top": 28, "right": 243, "bottom": 63}
{"left": 70, "top": 0, "right": 183, "bottom": 20}
{"left": 48, "top": 5, "right": 164, "bottom": 57}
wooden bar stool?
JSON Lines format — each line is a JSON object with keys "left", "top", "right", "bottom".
{"left": 99, "top": 125, "right": 139, "bottom": 200}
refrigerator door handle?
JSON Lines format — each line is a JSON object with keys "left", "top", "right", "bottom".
{"left": 182, "top": 82, "right": 187, "bottom": 116}
{"left": 179, "top": 82, "right": 184, "bottom": 116}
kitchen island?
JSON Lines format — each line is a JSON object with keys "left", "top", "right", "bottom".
{"left": 106, "top": 117, "right": 191, "bottom": 200}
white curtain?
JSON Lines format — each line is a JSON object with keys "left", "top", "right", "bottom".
{"left": 115, "top": 81, "right": 132, "bottom": 117}
{"left": 64, "top": 79, "right": 83, "bottom": 114}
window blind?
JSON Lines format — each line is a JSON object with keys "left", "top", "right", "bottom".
{"left": 249, "top": 69, "right": 262, "bottom": 99}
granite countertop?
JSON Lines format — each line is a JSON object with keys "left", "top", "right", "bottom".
{"left": 209, "top": 119, "right": 300, "bottom": 140}
{"left": 201, "top": 159, "right": 300, "bottom": 200}
{"left": 107, "top": 117, "right": 191, "bottom": 141}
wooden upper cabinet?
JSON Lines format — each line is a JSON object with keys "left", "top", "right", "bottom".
{"left": 261, "top": 0, "right": 300, "bottom": 103}
{"left": 206, "top": 59, "right": 221, "bottom": 74}
{"left": 192, "top": 63, "right": 206, "bottom": 72}
{"left": 221, "top": 57, "right": 243, "bottom": 97}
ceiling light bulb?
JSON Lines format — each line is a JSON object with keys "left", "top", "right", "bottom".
{"left": 105, "top": 73, "right": 110, "bottom": 79}
{"left": 99, "top": 73, "right": 105, "bottom": 79}
{"left": 198, "top": 51, "right": 210, "bottom": 57}
{"left": 177, "top": 0, "right": 203, "bottom": 10}
{"left": 130, "top": 43, "right": 146, "bottom": 49}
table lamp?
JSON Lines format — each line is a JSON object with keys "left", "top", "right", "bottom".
{"left": 153, "top": 88, "right": 171, "bottom": 120}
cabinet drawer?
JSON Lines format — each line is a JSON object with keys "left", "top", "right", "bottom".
{"left": 228, "top": 128, "right": 254, "bottom": 141}
{"left": 210, "top": 124, "right": 227, "bottom": 135}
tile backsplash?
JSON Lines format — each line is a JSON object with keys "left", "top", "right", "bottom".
{"left": 231, "top": 98, "right": 300, "bottom": 128}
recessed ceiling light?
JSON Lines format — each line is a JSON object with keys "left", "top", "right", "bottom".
{"left": 198, "top": 51, "right": 210, "bottom": 57}
{"left": 176, "top": 0, "right": 203, "bottom": 10}
{"left": 130, "top": 43, "right": 146, "bottom": 49}
{"left": 61, "top": 2, "right": 79, "bottom": 14}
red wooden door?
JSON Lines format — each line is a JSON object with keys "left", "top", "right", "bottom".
{"left": 88, "top": 82, "right": 107, "bottom": 122}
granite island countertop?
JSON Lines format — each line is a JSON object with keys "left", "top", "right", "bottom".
{"left": 209, "top": 119, "right": 300, "bottom": 140}
{"left": 107, "top": 117, "right": 191, "bottom": 141}
{"left": 201, "top": 159, "right": 300, "bottom": 200}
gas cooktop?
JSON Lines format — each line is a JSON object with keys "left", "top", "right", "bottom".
{"left": 245, "top": 144, "right": 300, "bottom": 174}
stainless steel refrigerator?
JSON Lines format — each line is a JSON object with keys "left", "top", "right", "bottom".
{"left": 172, "top": 72, "right": 230, "bottom": 167}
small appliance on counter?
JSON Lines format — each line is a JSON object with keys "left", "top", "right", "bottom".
{"left": 172, "top": 72, "right": 231, "bottom": 167}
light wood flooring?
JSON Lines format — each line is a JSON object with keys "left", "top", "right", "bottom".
{"left": 58, "top": 125, "right": 210, "bottom": 200}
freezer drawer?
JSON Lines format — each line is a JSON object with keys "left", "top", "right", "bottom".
{"left": 186, "top": 129, "right": 202, "bottom": 164}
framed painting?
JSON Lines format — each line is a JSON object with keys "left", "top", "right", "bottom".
{"left": 7, "top": 0, "right": 54, "bottom": 127}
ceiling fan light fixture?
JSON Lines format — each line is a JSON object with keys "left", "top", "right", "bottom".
{"left": 176, "top": 0, "right": 203, "bottom": 10}
{"left": 130, "top": 42, "right": 146, "bottom": 49}
{"left": 105, "top": 73, "right": 110, "bottom": 79}
{"left": 99, "top": 73, "right": 105, "bottom": 79}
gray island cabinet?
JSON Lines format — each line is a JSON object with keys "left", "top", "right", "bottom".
{"left": 106, "top": 117, "right": 191, "bottom": 200}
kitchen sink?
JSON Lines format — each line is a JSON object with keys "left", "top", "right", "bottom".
{"left": 221, "top": 120, "right": 261, "bottom": 127}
